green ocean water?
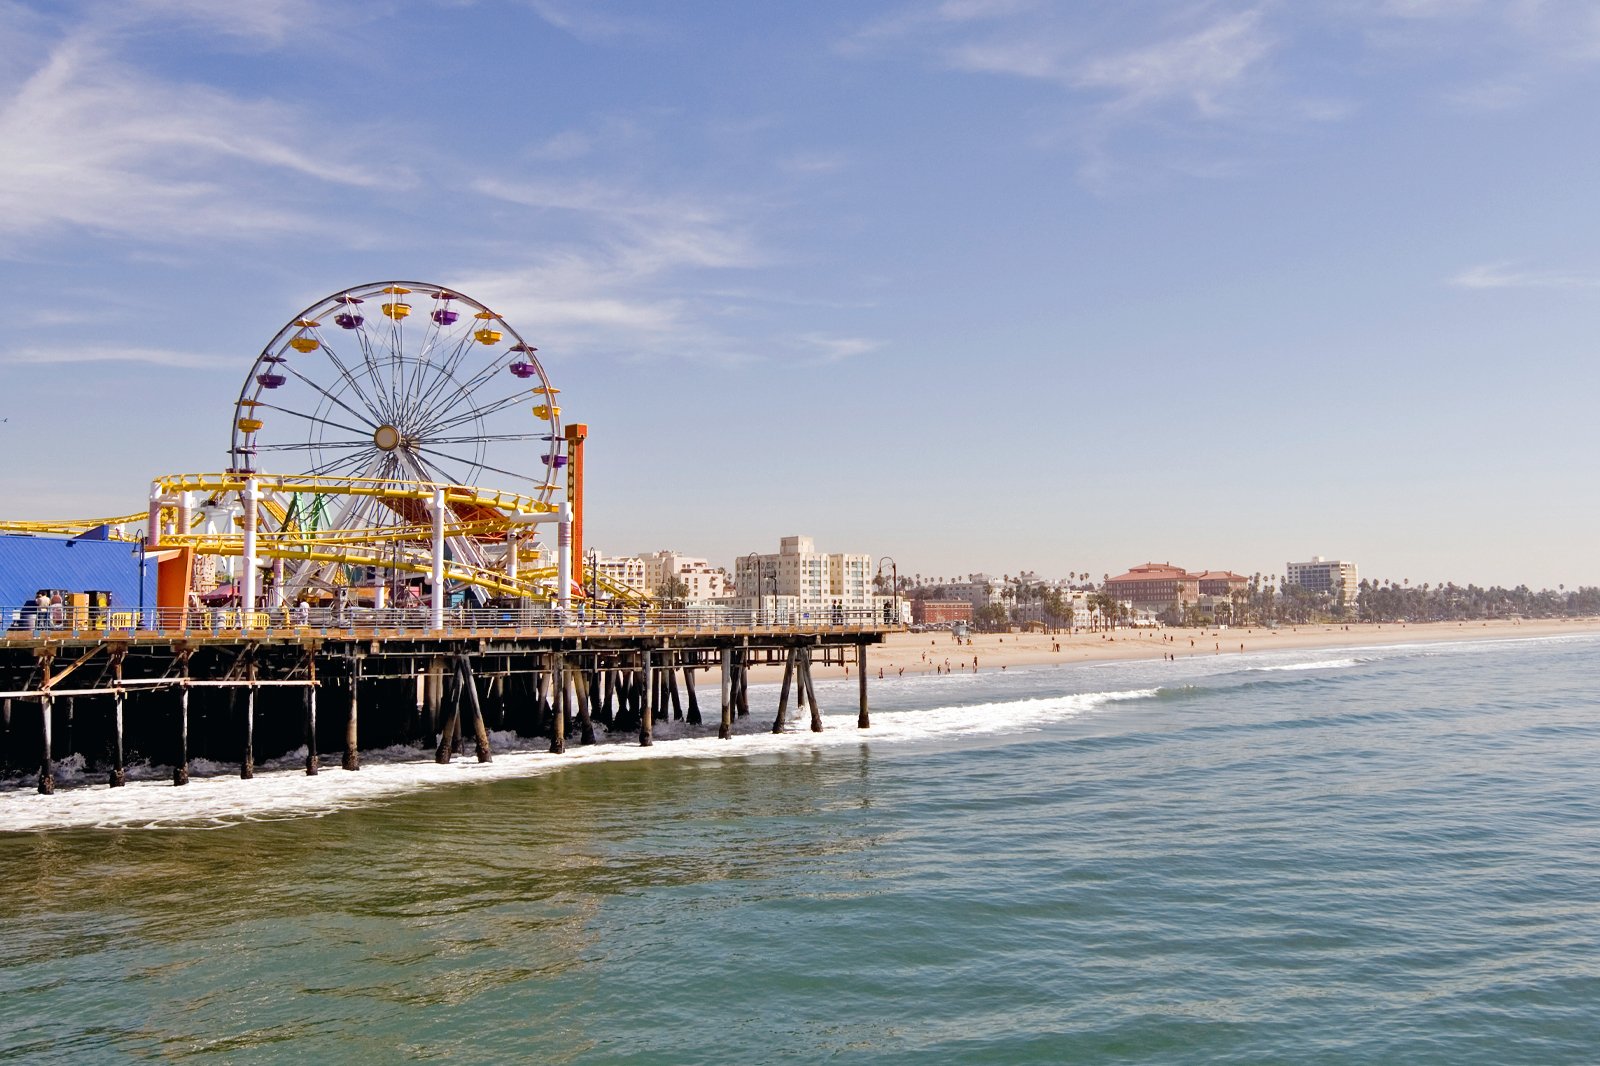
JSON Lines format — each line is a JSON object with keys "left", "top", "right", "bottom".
{"left": 2, "top": 635, "right": 1597, "bottom": 1063}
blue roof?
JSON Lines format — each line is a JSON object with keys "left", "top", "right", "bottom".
{"left": 0, "top": 534, "right": 157, "bottom": 613}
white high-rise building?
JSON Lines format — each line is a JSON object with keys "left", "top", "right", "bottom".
{"left": 1285, "top": 557, "right": 1359, "bottom": 604}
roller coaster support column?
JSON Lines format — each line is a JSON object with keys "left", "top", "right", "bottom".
{"left": 557, "top": 501, "right": 572, "bottom": 613}
{"left": 431, "top": 486, "right": 446, "bottom": 631}
{"left": 241, "top": 478, "right": 259, "bottom": 615}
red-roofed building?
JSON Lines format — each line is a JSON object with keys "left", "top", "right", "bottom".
{"left": 1191, "top": 570, "right": 1249, "bottom": 597}
{"left": 1104, "top": 563, "right": 1198, "bottom": 613}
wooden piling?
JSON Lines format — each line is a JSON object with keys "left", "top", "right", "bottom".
{"left": 110, "top": 653, "right": 127, "bottom": 787}
{"left": 801, "top": 649, "right": 823, "bottom": 732}
{"left": 241, "top": 662, "right": 256, "bottom": 780}
{"left": 683, "top": 663, "right": 701, "bottom": 725}
{"left": 435, "top": 659, "right": 463, "bottom": 764}
{"left": 305, "top": 655, "right": 320, "bottom": 776}
{"left": 574, "top": 662, "right": 596, "bottom": 745}
{"left": 38, "top": 692, "right": 54, "bottom": 795}
{"left": 639, "top": 649, "right": 654, "bottom": 747}
{"left": 459, "top": 656, "right": 492, "bottom": 762}
{"left": 718, "top": 647, "right": 733, "bottom": 740}
{"left": 343, "top": 654, "right": 360, "bottom": 771}
{"left": 857, "top": 641, "right": 870, "bottom": 729}
{"left": 772, "top": 647, "right": 796, "bottom": 734}
{"left": 174, "top": 651, "right": 191, "bottom": 786}
{"left": 549, "top": 652, "right": 566, "bottom": 754}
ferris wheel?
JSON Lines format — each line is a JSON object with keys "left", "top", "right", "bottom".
{"left": 222, "top": 281, "right": 567, "bottom": 601}
{"left": 231, "top": 281, "right": 562, "bottom": 492}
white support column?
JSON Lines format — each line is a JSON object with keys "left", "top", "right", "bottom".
{"left": 174, "top": 491, "right": 191, "bottom": 536}
{"left": 506, "top": 532, "right": 519, "bottom": 586}
{"left": 270, "top": 558, "right": 285, "bottom": 610}
{"left": 241, "top": 478, "right": 259, "bottom": 617}
{"left": 556, "top": 502, "right": 572, "bottom": 613}
{"left": 147, "top": 483, "right": 164, "bottom": 548}
{"left": 431, "top": 486, "right": 446, "bottom": 631}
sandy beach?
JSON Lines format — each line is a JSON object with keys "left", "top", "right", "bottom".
{"left": 746, "top": 617, "right": 1600, "bottom": 685}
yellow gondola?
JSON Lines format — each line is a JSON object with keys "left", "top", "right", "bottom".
{"left": 382, "top": 302, "right": 412, "bottom": 319}
{"left": 532, "top": 404, "right": 561, "bottom": 419}
{"left": 289, "top": 336, "right": 319, "bottom": 353}
{"left": 474, "top": 328, "right": 503, "bottom": 344}
{"left": 237, "top": 417, "right": 264, "bottom": 432}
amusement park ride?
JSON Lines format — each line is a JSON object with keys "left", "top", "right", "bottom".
{"left": 2, "top": 281, "right": 643, "bottom": 621}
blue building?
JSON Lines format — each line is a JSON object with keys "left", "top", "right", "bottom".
{"left": 0, "top": 532, "right": 158, "bottom": 628}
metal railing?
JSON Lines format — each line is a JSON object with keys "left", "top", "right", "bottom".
{"left": 2, "top": 604, "right": 902, "bottom": 640}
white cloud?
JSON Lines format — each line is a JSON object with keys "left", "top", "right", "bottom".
{"left": 126, "top": 0, "right": 326, "bottom": 44}
{"left": 1074, "top": 10, "right": 1274, "bottom": 117}
{"left": 0, "top": 35, "right": 392, "bottom": 247}
{"left": 794, "top": 333, "right": 881, "bottom": 364}
{"left": 1449, "top": 262, "right": 1600, "bottom": 290}
{"left": 2, "top": 344, "right": 224, "bottom": 367}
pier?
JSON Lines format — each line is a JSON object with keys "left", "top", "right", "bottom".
{"left": 0, "top": 609, "right": 891, "bottom": 794}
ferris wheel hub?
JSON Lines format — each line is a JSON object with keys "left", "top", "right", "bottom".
{"left": 373, "top": 424, "right": 401, "bottom": 452}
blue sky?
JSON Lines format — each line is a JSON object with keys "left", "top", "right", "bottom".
{"left": 2, "top": 0, "right": 1598, "bottom": 589}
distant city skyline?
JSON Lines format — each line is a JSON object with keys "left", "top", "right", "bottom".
{"left": 2, "top": 2, "right": 1597, "bottom": 590}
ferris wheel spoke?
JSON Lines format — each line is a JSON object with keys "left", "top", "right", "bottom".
{"left": 412, "top": 444, "right": 531, "bottom": 485}
{"left": 419, "top": 390, "right": 533, "bottom": 437}
{"left": 254, "top": 439, "right": 371, "bottom": 452}
{"left": 404, "top": 333, "right": 480, "bottom": 429}
{"left": 313, "top": 336, "right": 390, "bottom": 425}
{"left": 299, "top": 448, "right": 376, "bottom": 481}
{"left": 276, "top": 365, "right": 385, "bottom": 432}
{"left": 253, "top": 401, "right": 375, "bottom": 438}
{"left": 425, "top": 432, "right": 548, "bottom": 445}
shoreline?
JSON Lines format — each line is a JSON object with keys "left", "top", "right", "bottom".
{"left": 746, "top": 617, "right": 1600, "bottom": 684}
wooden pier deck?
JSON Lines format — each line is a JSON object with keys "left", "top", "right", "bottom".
{"left": 0, "top": 613, "right": 895, "bottom": 794}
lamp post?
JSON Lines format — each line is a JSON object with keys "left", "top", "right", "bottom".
{"left": 745, "top": 552, "right": 762, "bottom": 625}
{"left": 877, "top": 556, "right": 898, "bottom": 627}
{"left": 134, "top": 534, "right": 149, "bottom": 628}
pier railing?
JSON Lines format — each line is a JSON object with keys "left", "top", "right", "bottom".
{"left": 2, "top": 604, "right": 901, "bottom": 641}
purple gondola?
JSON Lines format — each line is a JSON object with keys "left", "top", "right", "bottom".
{"left": 542, "top": 455, "right": 569, "bottom": 467}
{"left": 334, "top": 312, "right": 364, "bottom": 329}
{"left": 433, "top": 309, "right": 459, "bottom": 325}
{"left": 257, "top": 372, "right": 286, "bottom": 388}
{"left": 509, "top": 361, "right": 538, "bottom": 378}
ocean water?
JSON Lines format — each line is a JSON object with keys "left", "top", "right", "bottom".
{"left": 2, "top": 634, "right": 1597, "bottom": 1063}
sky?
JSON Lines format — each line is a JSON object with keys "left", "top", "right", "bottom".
{"left": 2, "top": 0, "right": 1598, "bottom": 590}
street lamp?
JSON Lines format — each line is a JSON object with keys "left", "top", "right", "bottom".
{"left": 134, "top": 533, "right": 149, "bottom": 627}
{"left": 877, "top": 556, "right": 899, "bottom": 627}
{"left": 745, "top": 551, "right": 763, "bottom": 625}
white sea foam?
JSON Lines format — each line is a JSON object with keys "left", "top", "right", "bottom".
{"left": 0, "top": 686, "right": 1157, "bottom": 833}
{"left": 1247, "top": 658, "right": 1361, "bottom": 673}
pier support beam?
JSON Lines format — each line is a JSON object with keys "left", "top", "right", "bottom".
{"left": 684, "top": 664, "right": 701, "bottom": 726}
{"left": 718, "top": 647, "right": 733, "bottom": 740}
{"left": 459, "top": 657, "right": 492, "bottom": 762}
{"left": 801, "top": 649, "right": 823, "bottom": 732}
{"left": 344, "top": 655, "right": 360, "bottom": 771}
{"left": 110, "top": 653, "right": 127, "bottom": 787}
{"left": 435, "top": 662, "right": 463, "bottom": 764}
{"left": 38, "top": 692, "right": 54, "bottom": 795}
{"left": 772, "top": 648, "right": 796, "bottom": 734}
{"left": 549, "top": 652, "right": 566, "bottom": 755}
{"left": 639, "top": 650, "right": 654, "bottom": 747}
{"left": 174, "top": 676, "right": 190, "bottom": 786}
{"left": 241, "top": 661, "right": 256, "bottom": 780}
{"left": 857, "top": 642, "right": 870, "bottom": 729}
{"left": 305, "top": 656, "right": 319, "bottom": 776}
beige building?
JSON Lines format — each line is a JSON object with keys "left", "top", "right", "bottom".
{"left": 640, "top": 550, "right": 727, "bottom": 602}
{"left": 735, "top": 535, "right": 877, "bottom": 616}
